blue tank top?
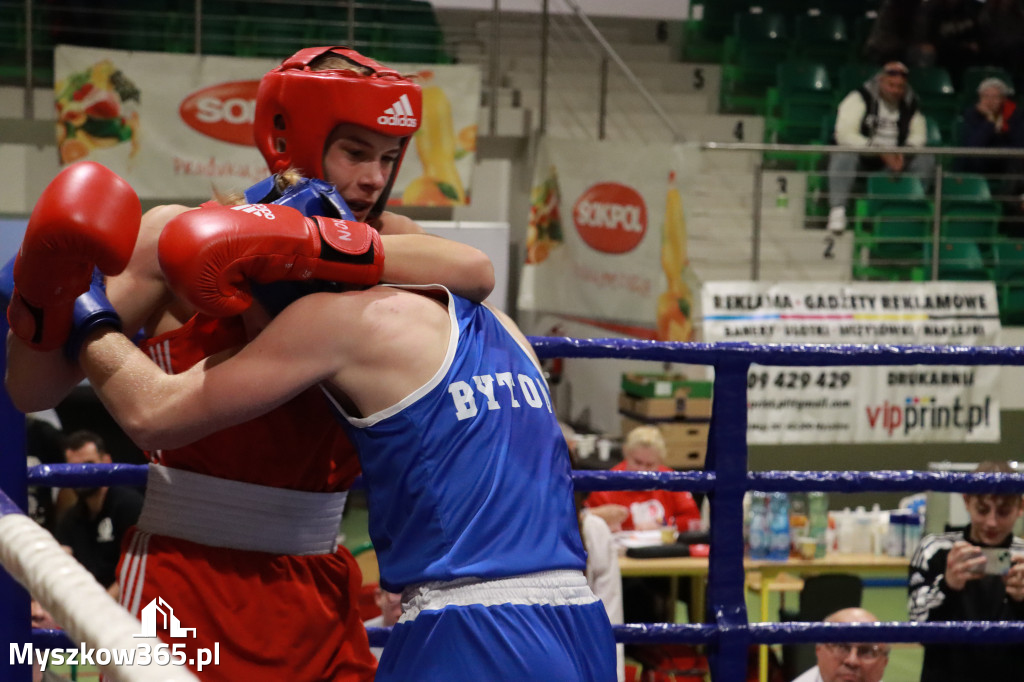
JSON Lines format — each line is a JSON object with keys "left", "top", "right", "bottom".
{"left": 326, "top": 286, "right": 586, "bottom": 593}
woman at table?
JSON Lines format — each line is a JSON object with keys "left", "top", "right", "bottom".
{"left": 584, "top": 425, "right": 701, "bottom": 533}
{"left": 584, "top": 425, "right": 701, "bottom": 623}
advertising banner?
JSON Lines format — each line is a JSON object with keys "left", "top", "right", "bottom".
{"left": 517, "top": 138, "right": 702, "bottom": 341}
{"left": 54, "top": 45, "right": 479, "bottom": 204}
{"left": 702, "top": 281, "right": 1002, "bottom": 443}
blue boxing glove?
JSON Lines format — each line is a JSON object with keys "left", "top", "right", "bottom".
{"left": 0, "top": 255, "right": 14, "bottom": 308}
{"left": 243, "top": 175, "right": 356, "bottom": 316}
{"left": 64, "top": 268, "right": 121, "bottom": 361}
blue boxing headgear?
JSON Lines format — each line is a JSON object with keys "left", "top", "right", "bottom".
{"left": 245, "top": 175, "right": 357, "bottom": 316}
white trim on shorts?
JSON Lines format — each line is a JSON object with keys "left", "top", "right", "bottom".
{"left": 136, "top": 463, "right": 347, "bottom": 555}
{"left": 399, "top": 570, "right": 599, "bottom": 622}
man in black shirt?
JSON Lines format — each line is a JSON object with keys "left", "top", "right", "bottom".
{"left": 53, "top": 430, "right": 143, "bottom": 596}
{"left": 908, "top": 460, "right": 1024, "bottom": 681}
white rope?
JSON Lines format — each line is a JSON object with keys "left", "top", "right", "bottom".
{"left": 0, "top": 513, "right": 199, "bottom": 682}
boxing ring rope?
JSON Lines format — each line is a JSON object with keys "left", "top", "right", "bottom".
{"left": 4, "top": 337, "right": 1024, "bottom": 680}
{"left": 0, "top": 488, "right": 198, "bottom": 682}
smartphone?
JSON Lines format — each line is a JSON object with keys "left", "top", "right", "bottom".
{"left": 980, "top": 547, "right": 1013, "bottom": 576}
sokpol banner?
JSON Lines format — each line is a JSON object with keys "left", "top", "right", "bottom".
{"left": 702, "top": 281, "right": 1002, "bottom": 443}
{"left": 517, "top": 137, "right": 702, "bottom": 340}
{"left": 54, "top": 45, "right": 479, "bottom": 204}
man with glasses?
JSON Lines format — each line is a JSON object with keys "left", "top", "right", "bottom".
{"left": 826, "top": 61, "right": 935, "bottom": 234}
{"left": 791, "top": 607, "right": 890, "bottom": 682}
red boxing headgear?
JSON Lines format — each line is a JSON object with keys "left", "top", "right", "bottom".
{"left": 254, "top": 46, "right": 422, "bottom": 219}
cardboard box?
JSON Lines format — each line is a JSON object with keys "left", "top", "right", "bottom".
{"left": 621, "top": 373, "right": 689, "bottom": 399}
{"left": 618, "top": 392, "right": 682, "bottom": 420}
{"left": 621, "top": 416, "right": 709, "bottom": 469}
{"left": 621, "top": 374, "right": 713, "bottom": 401}
{"left": 683, "top": 397, "right": 713, "bottom": 419}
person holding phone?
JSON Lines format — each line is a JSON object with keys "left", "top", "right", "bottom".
{"left": 908, "top": 460, "right": 1024, "bottom": 681}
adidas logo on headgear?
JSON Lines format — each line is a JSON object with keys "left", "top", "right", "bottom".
{"left": 378, "top": 94, "right": 418, "bottom": 127}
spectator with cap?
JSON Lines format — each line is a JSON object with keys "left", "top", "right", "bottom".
{"left": 790, "top": 607, "right": 890, "bottom": 682}
{"left": 826, "top": 61, "right": 935, "bottom": 234}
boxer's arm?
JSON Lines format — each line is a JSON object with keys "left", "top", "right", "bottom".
{"left": 79, "top": 292, "right": 357, "bottom": 450}
{"left": 379, "top": 233, "right": 494, "bottom": 304}
{"left": 5, "top": 204, "right": 185, "bottom": 413}
{"left": 80, "top": 287, "right": 445, "bottom": 450}
{"left": 376, "top": 211, "right": 495, "bottom": 303}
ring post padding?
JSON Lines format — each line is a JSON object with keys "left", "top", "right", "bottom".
{"left": 705, "top": 357, "right": 752, "bottom": 681}
{"left": 0, "top": 311, "right": 29, "bottom": 682}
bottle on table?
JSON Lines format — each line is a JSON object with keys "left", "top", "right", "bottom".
{"left": 807, "top": 491, "right": 829, "bottom": 559}
{"left": 748, "top": 492, "right": 769, "bottom": 559}
{"left": 768, "top": 492, "right": 791, "bottom": 561}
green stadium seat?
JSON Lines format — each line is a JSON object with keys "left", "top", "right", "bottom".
{"left": 372, "top": 0, "right": 450, "bottom": 64}
{"left": 853, "top": 201, "right": 932, "bottom": 281}
{"left": 909, "top": 66, "right": 959, "bottom": 133}
{"left": 721, "top": 12, "right": 791, "bottom": 113}
{"left": 927, "top": 241, "right": 992, "bottom": 281}
{"left": 995, "top": 237, "right": 1024, "bottom": 323}
{"left": 792, "top": 13, "right": 851, "bottom": 76}
{"left": 865, "top": 173, "right": 926, "bottom": 215}
{"left": 836, "top": 62, "right": 880, "bottom": 99}
{"left": 200, "top": 0, "right": 240, "bottom": 55}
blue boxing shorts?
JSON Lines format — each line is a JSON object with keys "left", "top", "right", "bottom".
{"left": 378, "top": 570, "right": 617, "bottom": 682}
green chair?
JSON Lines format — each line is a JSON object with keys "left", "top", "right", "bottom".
{"left": 792, "top": 13, "right": 851, "bottom": 75}
{"left": 200, "top": 0, "right": 240, "bottom": 55}
{"left": 994, "top": 240, "right": 1024, "bottom": 324}
{"left": 766, "top": 61, "right": 835, "bottom": 145}
{"left": 372, "top": 0, "right": 451, "bottom": 64}
{"left": 721, "top": 11, "right": 790, "bottom": 112}
{"left": 928, "top": 241, "right": 992, "bottom": 281}
{"left": 234, "top": 3, "right": 315, "bottom": 58}
{"left": 864, "top": 173, "right": 927, "bottom": 215}
{"left": 939, "top": 174, "right": 1000, "bottom": 249}
{"left": 998, "top": 285, "right": 1024, "bottom": 325}
{"left": 852, "top": 202, "right": 932, "bottom": 281}
{"left": 309, "top": 3, "right": 382, "bottom": 54}
{"left": 909, "top": 66, "right": 959, "bottom": 131}
{"left": 994, "top": 240, "right": 1024, "bottom": 280}
{"left": 836, "top": 62, "right": 881, "bottom": 99}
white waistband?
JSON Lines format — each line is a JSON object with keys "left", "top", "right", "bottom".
{"left": 399, "top": 570, "right": 598, "bottom": 622}
{"left": 137, "top": 463, "right": 347, "bottom": 556}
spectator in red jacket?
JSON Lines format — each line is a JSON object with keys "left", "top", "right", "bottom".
{"left": 584, "top": 425, "right": 700, "bottom": 533}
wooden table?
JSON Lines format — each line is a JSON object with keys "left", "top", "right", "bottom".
{"left": 618, "top": 553, "right": 910, "bottom": 681}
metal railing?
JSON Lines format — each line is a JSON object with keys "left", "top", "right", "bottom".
{"left": 703, "top": 141, "right": 1024, "bottom": 286}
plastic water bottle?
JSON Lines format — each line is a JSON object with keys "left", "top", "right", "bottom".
{"left": 748, "top": 492, "right": 769, "bottom": 559}
{"left": 807, "top": 492, "right": 829, "bottom": 559}
{"left": 768, "top": 492, "right": 791, "bottom": 561}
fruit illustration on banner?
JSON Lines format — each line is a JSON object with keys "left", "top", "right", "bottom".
{"left": 525, "top": 166, "right": 564, "bottom": 264}
{"left": 656, "top": 171, "right": 694, "bottom": 341}
{"left": 403, "top": 77, "right": 466, "bottom": 206}
{"left": 55, "top": 60, "right": 140, "bottom": 164}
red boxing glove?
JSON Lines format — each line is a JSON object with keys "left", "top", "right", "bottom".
{"left": 158, "top": 202, "right": 385, "bottom": 317}
{"left": 9, "top": 161, "right": 141, "bottom": 350}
